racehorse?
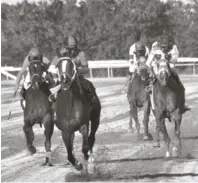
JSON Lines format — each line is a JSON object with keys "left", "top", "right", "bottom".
{"left": 152, "top": 58, "right": 190, "bottom": 158}
{"left": 127, "top": 56, "right": 153, "bottom": 140}
{"left": 22, "top": 60, "right": 54, "bottom": 166}
{"left": 54, "top": 57, "right": 101, "bottom": 172}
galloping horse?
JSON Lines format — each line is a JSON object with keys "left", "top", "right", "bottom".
{"left": 152, "top": 58, "right": 190, "bottom": 158}
{"left": 127, "top": 56, "right": 153, "bottom": 140}
{"left": 54, "top": 57, "right": 101, "bottom": 171}
{"left": 22, "top": 60, "right": 54, "bottom": 165}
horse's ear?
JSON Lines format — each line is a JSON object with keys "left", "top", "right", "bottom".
{"left": 40, "top": 54, "right": 43, "bottom": 63}
{"left": 56, "top": 47, "right": 62, "bottom": 58}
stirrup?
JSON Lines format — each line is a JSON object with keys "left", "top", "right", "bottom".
{"left": 49, "top": 94, "right": 57, "bottom": 102}
{"left": 145, "top": 85, "right": 152, "bottom": 93}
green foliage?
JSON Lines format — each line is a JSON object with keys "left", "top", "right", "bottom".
{"left": 1, "top": 0, "right": 198, "bottom": 66}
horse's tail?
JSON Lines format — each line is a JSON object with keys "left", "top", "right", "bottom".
{"left": 182, "top": 105, "right": 191, "bottom": 114}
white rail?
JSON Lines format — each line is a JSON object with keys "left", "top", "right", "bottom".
{"left": 1, "top": 57, "right": 198, "bottom": 80}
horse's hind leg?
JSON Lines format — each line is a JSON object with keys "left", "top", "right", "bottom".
{"left": 172, "top": 112, "right": 182, "bottom": 157}
{"left": 88, "top": 103, "right": 101, "bottom": 153}
{"left": 62, "top": 131, "right": 83, "bottom": 171}
{"left": 42, "top": 113, "right": 54, "bottom": 166}
{"left": 80, "top": 124, "right": 89, "bottom": 160}
{"left": 23, "top": 121, "right": 36, "bottom": 155}
{"left": 143, "top": 100, "right": 153, "bottom": 141}
{"left": 129, "top": 107, "right": 134, "bottom": 133}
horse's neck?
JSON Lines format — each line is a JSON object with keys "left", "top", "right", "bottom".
{"left": 26, "top": 84, "right": 49, "bottom": 100}
{"left": 155, "top": 76, "right": 180, "bottom": 94}
{"left": 25, "top": 89, "right": 48, "bottom": 107}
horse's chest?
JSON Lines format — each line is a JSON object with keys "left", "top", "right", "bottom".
{"left": 25, "top": 91, "right": 50, "bottom": 115}
{"left": 155, "top": 90, "right": 177, "bottom": 112}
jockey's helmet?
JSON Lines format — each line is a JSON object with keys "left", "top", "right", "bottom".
{"left": 28, "top": 47, "right": 42, "bottom": 61}
{"left": 63, "top": 36, "right": 78, "bottom": 48}
{"left": 159, "top": 35, "right": 169, "bottom": 53}
{"left": 135, "top": 41, "right": 145, "bottom": 51}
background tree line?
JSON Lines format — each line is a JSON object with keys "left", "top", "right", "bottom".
{"left": 1, "top": 0, "right": 198, "bottom": 67}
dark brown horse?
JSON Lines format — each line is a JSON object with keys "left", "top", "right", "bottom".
{"left": 54, "top": 57, "right": 101, "bottom": 172}
{"left": 22, "top": 60, "right": 54, "bottom": 166}
{"left": 152, "top": 58, "right": 190, "bottom": 158}
{"left": 127, "top": 56, "right": 153, "bottom": 140}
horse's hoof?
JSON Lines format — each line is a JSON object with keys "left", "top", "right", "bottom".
{"left": 172, "top": 147, "right": 179, "bottom": 158}
{"left": 28, "top": 146, "right": 36, "bottom": 155}
{"left": 144, "top": 133, "right": 153, "bottom": 141}
{"left": 87, "top": 162, "right": 96, "bottom": 174}
{"left": 41, "top": 162, "right": 53, "bottom": 166}
{"left": 74, "top": 162, "right": 83, "bottom": 171}
{"left": 153, "top": 142, "right": 160, "bottom": 148}
{"left": 143, "top": 135, "right": 149, "bottom": 140}
{"left": 48, "top": 163, "right": 54, "bottom": 167}
{"left": 165, "top": 151, "right": 171, "bottom": 159}
{"left": 128, "top": 128, "right": 134, "bottom": 133}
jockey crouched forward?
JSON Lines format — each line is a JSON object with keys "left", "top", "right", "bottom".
{"left": 146, "top": 34, "right": 185, "bottom": 91}
{"left": 14, "top": 47, "right": 51, "bottom": 101}
{"left": 48, "top": 36, "right": 98, "bottom": 118}
{"left": 123, "top": 41, "right": 149, "bottom": 92}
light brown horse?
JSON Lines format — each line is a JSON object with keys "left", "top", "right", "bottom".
{"left": 127, "top": 56, "right": 153, "bottom": 141}
{"left": 152, "top": 58, "right": 190, "bottom": 158}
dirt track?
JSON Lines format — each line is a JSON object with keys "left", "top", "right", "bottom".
{"left": 1, "top": 77, "right": 198, "bottom": 182}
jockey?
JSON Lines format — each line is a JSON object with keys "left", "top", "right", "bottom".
{"left": 48, "top": 35, "right": 97, "bottom": 104}
{"left": 14, "top": 47, "right": 51, "bottom": 99}
{"left": 146, "top": 34, "right": 184, "bottom": 89}
{"left": 123, "top": 40, "right": 149, "bottom": 92}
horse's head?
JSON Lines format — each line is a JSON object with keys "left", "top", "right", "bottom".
{"left": 29, "top": 60, "right": 46, "bottom": 90}
{"left": 57, "top": 57, "right": 77, "bottom": 90}
{"left": 155, "top": 58, "right": 171, "bottom": 86}
{"left": 136, "top": 56, "right": 149, "bottom": 82}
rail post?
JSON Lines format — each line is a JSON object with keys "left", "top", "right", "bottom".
{"left": 89, "top": 68, "right": 93, "bottom": 78}
{"left": 193, "top": 62, "right": 196, "bottom": 75}
{"left": 107, "top": 66, "right": 110, "bottom": 78}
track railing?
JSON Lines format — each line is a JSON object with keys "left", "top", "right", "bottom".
{"left": 1, "top": 57, "right": 198, "bottom": 80}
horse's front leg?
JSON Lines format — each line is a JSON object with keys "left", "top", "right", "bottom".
{"left": 62, "top": 131, "right": 83, "bottom": 171}
{"left": 153, "top": 113, "right": 161, "bottom": 148}
{"left": 160, "top": 118, "right": 171, "bottom": 158}
{"left": 23, "top": 121, "right": 36, "bottom": 154}
{"left": 142, "top": 100, "right": 153, "bottom": 141}
{"left": 80, "top": 124, "right": 90, "bottom": 160}
{"left": 172, "top": 111, "right": 182, "bottom": 157}
{"left": 129, "top": 102, "right": 140, "bottom": 134}
{"left": 42, "top": 113, "right": 54, "bottom": 166}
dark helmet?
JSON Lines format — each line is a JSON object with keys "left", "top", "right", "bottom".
{"left": 63, "top": 36, "right": 78, "bottom": 48}
{"left": 158, "top": 34, "right": 174, "bottom": 54}
{"left": 28, "top": 47, "right": 42, "bottom": 61}
{"left": 135, "top": 41, "right": 145, "bottom": 51}
{"left": 159, "top": 35, "right": 169, "bottom": 48}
